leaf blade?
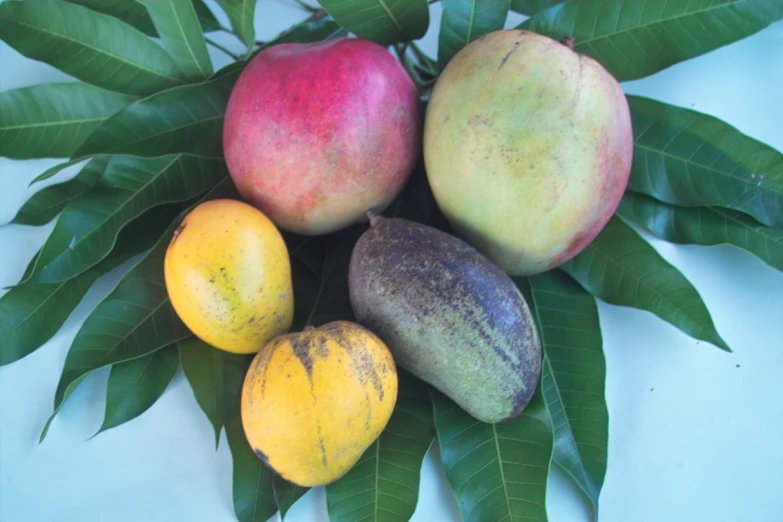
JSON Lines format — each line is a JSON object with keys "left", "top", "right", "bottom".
{"left": 143, "top": 0, "right": 213, "bottom": 80}
{"left": 439, "top": 0, "right": 510, "bottom": 69}
{"left": 509, "top": 0, "right": 563, "bottom": 16}
{"left": 214, "top": 0, "right": 258, "bottom": 49}
{"left": 319, "top": 0, "right": 430, "bottom": 46}
{"left": 226, "top": 413, "right": 278, "bottom": 522}
{"left": 626, "top": 95, "right": 783, "bottom": 228}
{"left": 9, "top": 156, "right": 107, "bottom": 227}
{"left": 618, "top": 192, "right": 783, "bottom": 273}
{"left": 0, "top": 0, "right": 184, "bottom": 96}
{"left": 432, "top": 387, "right": 553, "bottom": 522}
{"left": 521, "top": 0, "right": 783, "bottom": 81}
{"left": 326, "top": 372, "right": 434, "bottom": 522}
{"left": 96, "top": 343, "right": 180, "bottom": 435}
{"left": 75, "top": 72, "right": 238, "bottom": 158}
{"left": 0, "top": 83, "right": 135, "bottom": 160}
{"left": 179, "top": 337, "right": 252, "bottom": 445}
{"left": 518, "top": 271, "right": 608, "bottom": 513}
{"left": 65, "top": 0, "right": 158, "bottom": 36}
{"left": 27, "top": 154, "right": 228, "bottom": 284}
{"left": 561, "top": 215, "right": 730, "bottom": 351}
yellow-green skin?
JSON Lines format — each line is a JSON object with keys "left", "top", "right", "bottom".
{"left": 424, "top": 30, "right": 633, "bottom": 276}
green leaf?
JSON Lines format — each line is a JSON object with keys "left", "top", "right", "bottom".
{"left": 318, "top": 0, "right": 430, "bottom": 46}
{"left": 0, "top": 204, "right": 182, "bottom": 367}
{"left": 0, "top": 83, "right": 135, "bottom": 160}
{"left": 300, "top": 228, "right": 361, "bottom": 327}
{"left": 45, "top": 177, "right": 239, "bottom": 432}
{"left": 626, "top": 95, "right": 783, "bottom": 228}
{"left": 143, "top": 0, "right": 213, "bottom": 80}
{"left": 274, "top": 476, "right": 308, "bottom": 520}
{"left": 66, "top": 0, "right": 221, "bottom": 35}
{"left": 432, "top": 386, "right": 553, "bottom": 522}
{"left": 438, "top": 0, "right": 510, "bottom": 69}
{"left": 226, "top": 413, "right": 278, "bottom": 522}
{"left": 618, "top": 192, "right": 783, "bottom": 273}
{"left": 509, "top": 0, "right": 563, "bottom": 16}
{"left": 95, "top": 343, "right": 180, "bottom": 435}
{"left": 74, "top": 72, "right": 238, "bottom": 158}
{"left": 0, "top": 0, "right": 184, "bottom": 96}
{"left": 8, "top": 156, "right": 107, "bottom": 227}
{"left": 518, "top": 271, "right": 607, "bottom": 514}
{"left": 520, "top": 0, "right": 783, "bottom": 82}
{"left": 326, "top": 372, "right": 434, "bottom": 522}
{"left": 26, "top": 154, "right": 228, "bottom": 285}
{"left": 214, "top": 0, "right": 258, "bottom": 49}
{"left": 561, "top": 215, "right": 730, "bottom": 351}
{"left": 65, "top": 0, "right": 158, "bottom": 36}
{"left": 179, "top": 337, "right": 252, "bottom": 446}
{"left": 30, "top": 157, "right": 88, "bottom": 186}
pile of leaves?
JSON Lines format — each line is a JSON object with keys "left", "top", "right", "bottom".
{"left": 1, "top": 0, "right": 781, "bottom": 520}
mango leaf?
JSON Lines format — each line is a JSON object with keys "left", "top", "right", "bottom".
{"left": 0, "top": 0, "right": 184, "bottom": 96}
{"left": 626, "top": 96, "right": 783, "bottom": 228}
{"left": 432, "top": 386, "right": 553, "bottom": 522}
{"left": 297, "top": 228, "right": 361, "bottom": 327}
{"left": 66, "top": 0, "right": 221, "bottom": 35}
{"left": 438, "top": 0, "right": 509, "bottom": 69}
{"left": 42, "top": 177, "right": 239, "bottom": 440}
{"left": 0, "top": 204, "right": 182, "bottom": 368}
{"left": 26, "top": 154, "right": 228, "bottom": 285}
{"left": 0, "top": 83, "right": 135, "bottom": 160}
{"left": 618, "top": 192, "right": 783, "bottom": 273}
{"left": 561, "top": 215, "right": 730, "bottom": 351}
{"left": 326, "top": 372, "right": 434, "bottom": 522}
{"left": 8, "top": 156, "right": 107, "bottom": 227}
{"left": 143, "top": 0, "right": 213, "bottom": 80}
{"left": 509, "top": 0, "right": 562, "bottom": 16}
{"left": 179, "top": 337, "right": 252, "bottom": 446}
{"left": 318, "top": 0, "right": 430, "bottom": 46}
{"left": 65, "top": 0, "right": 158, "bottom": 35}
{"left": 214, "top": 0, "right": 258, "bottom": 49}
{"left": 75, "top": 72, "right": 238, "bottom": 158}
{"left": 274, "top": 476, "right": 308, "bottom": 520}
{"left": 226, "top": 413, "right": 278, "bottom": 522}
{"left": 95, "top": 343, "right": 180, "bottom": 436}
{"left": 518, "top": 271, "right": 608, "bottom": 514}
{"left": 520, "top": 0, "right": 783, "bottom": 82}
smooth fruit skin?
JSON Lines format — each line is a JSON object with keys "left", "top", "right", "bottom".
{"left": 241, "top": 321, "right": 398, "bottom": 487}
{"left": 349, "top": 215, "right": 542, "bottom": 424}
{"left": 164, "top": 199, "right": 293, "bottom": 354}
{"left": 223, "top": 38, "right": 422, "bottom": 236}
{"left": 424, "top": 30, "right": 633, "bottom": 276}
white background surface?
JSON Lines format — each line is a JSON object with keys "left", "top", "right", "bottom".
{"left": 1, "top": 2, "right": 782, "bottom": 521}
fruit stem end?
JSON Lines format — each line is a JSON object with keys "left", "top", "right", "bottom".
{"left": 560, "top": 36, "right": 575, "bottom": 50}
{"left": 367, "top": 211, "right": 383, "bottom": 227}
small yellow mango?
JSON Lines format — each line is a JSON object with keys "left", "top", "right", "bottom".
{"left": 241, "top": 321, "right": 398, "bottom": 487}
{"left": 164, "top": 199, "right": 293, "bottom": 354}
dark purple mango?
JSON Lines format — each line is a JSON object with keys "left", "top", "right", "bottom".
{"left": 348, "top": 214, "right": 542, "bottom": 423}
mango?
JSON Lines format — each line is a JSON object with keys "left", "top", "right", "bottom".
{"left": 424, "top": 30, "right": 633, "bottom": 276}
{"left": 223, "top": 38, "right": 422, "bottom": 235}
{"left": 349, "top": 215, "right": 541, "bottom": 423}
{"left": 164, "top": 199, "right": 293, "bottom": 354}
{"left": 241, "top": 321, "right": 398, "bottom": 486}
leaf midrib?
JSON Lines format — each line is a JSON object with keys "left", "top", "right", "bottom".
{"left": 0, "top": 115, "right": 110, "bottom": 131}
{"left": 574, "top": 0, "right": 745, "bottom": 47}
{"left": 0, "top": 14, "right": 183, "bottom": 83}
{"left": 165, "top": 2, "right": 211, "bottom": 78}
{"left": 490, "top": 423, "right": 513, "bottom": 522}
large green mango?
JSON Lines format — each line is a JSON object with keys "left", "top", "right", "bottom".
{"left": 424, "top": 30, "right": 633, "bottom": 276}
{"left": 348, "top": 215, "right": 542, "bottom": 423}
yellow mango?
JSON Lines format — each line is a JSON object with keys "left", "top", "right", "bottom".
{"left": 241, "top": 321, "right": 398, "bottom": 487}
{"left": 164, "top": 199, "right": 293, "bottom": 354}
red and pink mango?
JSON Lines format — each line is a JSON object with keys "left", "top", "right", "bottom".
{"left": 224, "top": 38, "right": 421, "bottom": 236}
